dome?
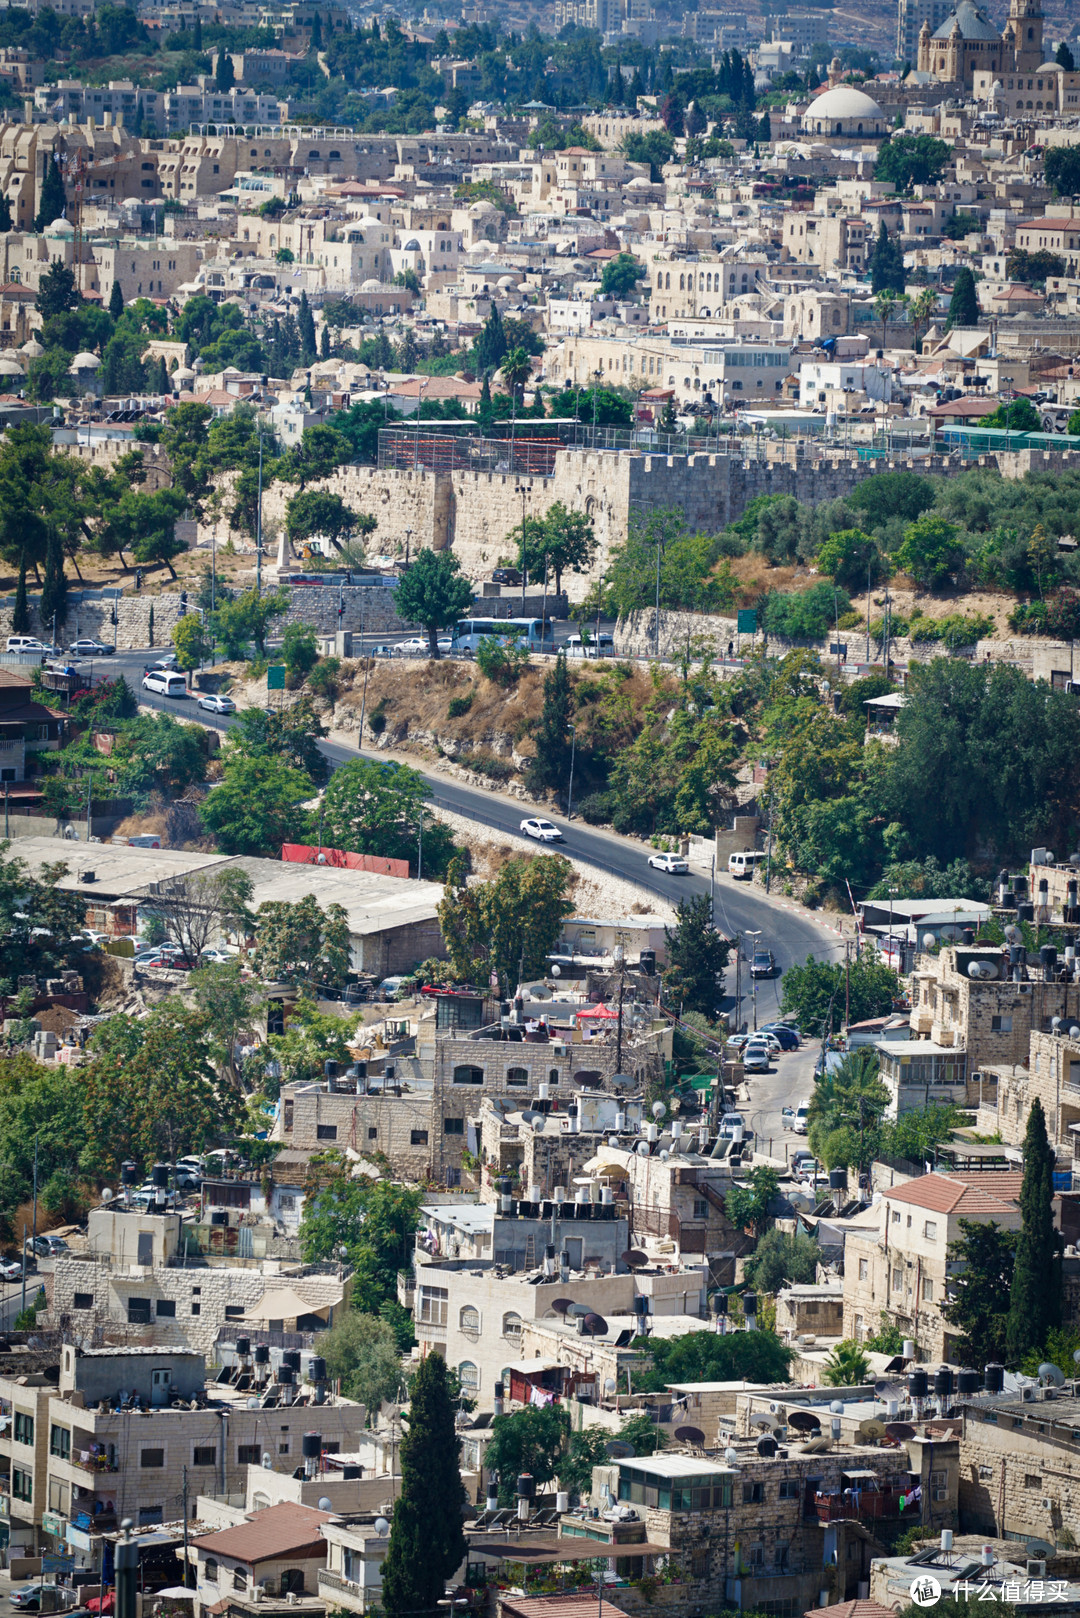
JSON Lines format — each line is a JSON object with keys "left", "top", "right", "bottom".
{"left": 1038, "top": 60, "right": 1065, "bottom": 71}
{"left": 19, "top": 339, "right": 43, "bottom": 358}
{"left": 69, "top": 351, "right": 101, "bottom": 370}
{"left": 807, "top": 85, "right": 885, "bottom": 121}
{"left": 403, "top": 238, "right": 421, "bottom": 251}
{"left": 931, "top": 0, "right": 999, "bottom": 41}
{"left": 0, "top": 356, "right": 24, "bottom": 375}
{"left": 361, "top": 278, "right": 382, "bottom": 291}
{"left": 45, "top": 216, "right": 73, "bottom": 236}
{"left": 172, "top": 365, "right": 195, "bottom": 381}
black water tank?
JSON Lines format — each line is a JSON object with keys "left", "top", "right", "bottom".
{"left": 743, "top": 1290, "right": 757, "bottom": 1317}
{"left": 235, "top": 1337, "right": 251, "bottom": 1357}
{"left": 934, "top": 1367, "right": 954, "bottom": 1397}
{"left": 517, "top": 1473, "right": 535, "bottom": 1499}
{"left": 962, "top": 928, "right": 975, "bottom": 946}
{"left": 1041, "top": 945, "right": 1058, "bottom": 972}
{"left": 1018, "top": 902, "right": 1035, "bottom": 922}
{"left": 121, "top": 1161, "right": 139, "bottom": 1187}
{"left": 908, "top": 1368, "right": 929, "bottom": 1399}
{"left": 302, "top": 1432, "right": 322, "bottom": 1459}
{"left": 711, "top": 1292, "right": 728, "bottom": 1316}
{"left": 309, "top": 1357, "right": 326, "bottom": 1382}
{"left": 829, "top": 1168, "right": 847, "bottom": 1191}
{"left": 984, "top": 1362, "right": 1005, "bottom": 1394}
{"left": 1009, "top": 945, "right": 1026, "bottom": 965}
{"left": 324, "top": 1059, "right": 339, "bottom": 1081}
{"left": 342, "top": 1465, "right": 362, "bottom": 1480}
{"left": 639, "top": 950, "right": 656, "bottom": 976}
{"left": 957, "top": 1369, "right": 980, "bottom": 1396}
{"left": 278, "top": 1366, "right": 295, "bottom": 1386}
{"left": 283, "top": 1349, "right": 302, "bottom": 1371}
{"left": 494, "top": 1380, "right": 504, "bottom": 1400}
{"left": 254, "top": 1345, "right": 270, "bottom": 1365}
{"left": 152, "top": 1163, "right": 169, "bottom": 1189}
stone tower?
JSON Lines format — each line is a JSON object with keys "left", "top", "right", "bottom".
{"left": 1005, "top": 0, "right": 1043, "bottom": 72}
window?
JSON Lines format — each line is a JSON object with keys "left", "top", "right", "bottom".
{"left": 157, "top": 1299, "right": 176, "bottom": 1318}
{"left": 418, "top": 1285, "right": 447, "bottom": 1326}
{"left": 458, "top": 1361, "right": 479, "bottom": 1391}
{"left": 128, "top": 1297, "right": 152, "bottom": 1324}
{"left": 193, "top": 1446, "right": 216, "bottom": 1466}
{"left": 979, "top": 1466, "right": 993, "bottom": 1481}
{"left": 368, "top": 1127, "right": 377, "bottom": 1139}
{"left": 506, "top": 1067, "right": 528, "bottom": 1086}
{"left": 410, "top": 1130, "right": 429, "bottom": 1146}
{"left": 238, "top": 1444, "right": 262, "bottom": 1465}
{"left": 444, "top": 1117, "right": 464, "bottom": 1135}
{"left": 12, "top": 1469, "right": 31, "bottom": 1503}
{"left": 316, "top": 1124, "right": 338, "bottom": 1140}
{"left": 73, "top": 1292, "right": 94, "bottom": 1310}
{"left": 141, "top": 1448, "right": 165, "bottom": 1469}
{"left": 692, "top": 1199, "right": 708, "bottom": 1220}
{"left": 50, "top": 1426, "right": 70, "bottom": 1460}
{"left": 991, "top": 1015, "right": 1012, "bottom": 1032}
{"left": 1025, "top": 1474, "right": 1043, "bottom": 1490}
{"left": 892, "top": 1267, "right": 903, "bottom": 1291}
{"left": 931, "top": 1471, "right": 947, "bottom": 1487}
{"left": 779, "top": 1479, "right": 799, "bottom": 1499}
{"left": 924, "top": 1221, "right": 938, "bottom": 1240}
{"left": 233, "top": 1571, "right": 247, "bottom": 1593}
{"left": 742, "top": 1482, "right": 764, "bottom": 1503}
{"left": 204, "top": 1561, "right": 219, "bottom": 1584}
{"left": 922, "top": 1277, "right": 935, "bottom": 1301}
{"left": 891, "top": 1210, "right": 900, "bottom": 1223}
{"left": 502, "top": 1312, "right": 523, "bottom": 1341}
{"left": 225, "top": 1305, "right": 245, "bottom": 1320}
{"left": 858, "top": 1259, "right": 868, "bottom": 1280}
{"left": 191, "top": 1303, "right": 201, "bottom": 1316}
{"left": 14, "top": 1412, "right": 33, "bottom": 1445}
{"left": 460, "top": 1305, "right": 480, "bottom": 1337}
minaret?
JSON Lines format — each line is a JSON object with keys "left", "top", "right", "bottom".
{"left": 1007, "top": 0, "right": 1044, "bottom": 73}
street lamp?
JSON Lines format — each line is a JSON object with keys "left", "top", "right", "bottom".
{"left": 888, "top": 886, "right": 900, "bottom": 972}
{"left": 566, "top": 723, "right": 577, "bottom": 821}
{"left": 515, "top": 483, "right": 528, "bottom": 611}
{"left": 745, "top": 930, "right": 761, "bottom": 1031}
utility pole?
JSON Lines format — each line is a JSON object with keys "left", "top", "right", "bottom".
{"left": 20, "top": 1136, "right": 37, "bottom": 1319}
{"left": 181, "top": 1466, "right": 190, "bottom": 1586}
{"left": 255, "top": 426, "right": 264, "bottom": 599}
{"left": 566, "top": 723, "right": 576, "bottom": 821}
{"left": 844, "top": 941, "right": 851, "bottom": 1030}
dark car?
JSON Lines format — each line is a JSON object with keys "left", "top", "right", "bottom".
{"left": 491, "top": 567, "right": 522, "bottom": 586}
{"left": 750, "top": 949, "right": 776, "bottom": 979}
{"left": 760, "top": 1022, "right": 799, "bottom": 1050}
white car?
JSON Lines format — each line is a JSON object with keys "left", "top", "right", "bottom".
{"left": 198, "top": 693, "right": 236, "bottom": 714}
{"left": 395, "top": 637, "right": 429, "bottom": 655}
{"left": 648, "top": 852, "right": 689, "bottom": 873}
{"left": 520, "top": 817, "right": 563, "bottom": 843}
{"left": 742, "top": 1043, "right": 771, "bottom": 1072}
{"left": 199, "top": 947, "right": 234, "bottom": 964}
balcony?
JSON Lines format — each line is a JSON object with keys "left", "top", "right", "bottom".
{"left": 812, "top": 1482, "right": 905, "bottom": 1523}
{"left": 71, "top": 1449, "right": 119, "bottom": 1475}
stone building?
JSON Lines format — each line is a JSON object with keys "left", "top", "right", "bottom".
{"left": 909, "top": 943, "right": 1080, "bottom": 1073}
{"left": 917, "top": 0, "right": 1043, "bottom": 89}
{"left": 841, "top": 1172, "right": 1023, "bottom": 1360}
{"left": 957, "top": 1389, "right": 1080, "bottom": 1540}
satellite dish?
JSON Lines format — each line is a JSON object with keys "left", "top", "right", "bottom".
{"left": 749, "top": 1412, "right": 777, "bottom": 1431}
{"left": 874, "top": 1380, "right": 906, "bottom": 1401}
{"left": 885, "top": 1422, "right": 916, "bottom": 1440}
{"left": 604, "top": 1377, "right": 617, "bottom": 1394}
{"left": 830, "top": 1401, "right": 844, "bottom": 1415}
{"left": 1038, "top": 1362, "right": 1066, "bottom": 1387}
{"left": 605, "top": 1440, "right": 634, "bottom": 1459}
{"left": 1025, "top": 1539, "right": 1056, "bottom": 1558}
{"left": 622, "top": 1250, "right": 649, "bottom": 1269}
{"left": 787, "top": 1410, "right": 821, "bottom": 1432}
{"left": 101, "top": 1187, "right": 113, "bottom": 1203}
{"left": 1004, "top": 924, "right": 1024, "bottom": 945}
{"left": 318, "top": 1497, "right": 333, "bottom": 1511}
{"left": 582, "top": 1313, "right": 608, "bottom": 1335}
{"left": 550, "top": 1299, "right": 574, "bottom": 1315}
{"left": 923, "top": 934, "right": 936, "bottom": 950}
{"left": 800, "top": 1436, "right": 832, "bottom": 1453}
{"left": 652, "top": 1101, "right": 667, "bottom": 1119}
{"left": 374, "top": 1517, "right": 390, "bottom": 1537}
{"left": 858, "top": 1420, "right": 887, "bottom": 1441}
{"left": 674, "top": 1425, "right": 706, "bottom": 1445}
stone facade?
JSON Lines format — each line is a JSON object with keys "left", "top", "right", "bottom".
{"left": 0, "top": 589, "right": 186, "bottom": 653}
{"left": 958, "top": 1393, "right": 1080, "bottom": 1541}
{"left": 910, "top": 945, "right": 1080, "bottom": 1071}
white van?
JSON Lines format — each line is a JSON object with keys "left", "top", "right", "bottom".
{"left": 6, "top": 636, "right": 49, "bottom": 655}
{"left": 727, "top": 851, "right": 765, "bottom": 879}
{"left": 566, "top": 633, "right": 615, "bottom": 658}
{"left": 142, "top": 670, "right": 188, "bottom": 698}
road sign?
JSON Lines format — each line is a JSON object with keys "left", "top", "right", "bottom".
{"left": 267, "top": 665, "right": 286, "bottom": 690}
{"left": 829, "top": 643, "right": 848, "bottom": 658}
{"left": 737, "top": 609, "right": 757, "bottom": 634}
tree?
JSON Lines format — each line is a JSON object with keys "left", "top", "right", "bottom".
{"left": 908, "top": 285, "right": 938, "bottom": 351}
{"left": 319, "top": 1311, "right": 405, "bottom": 1418}
{"left": 874, "top": 133, "right": 950, "bottom": 191}
{"left": 780, "top": 948, "right": 898, "bottom": 1037}
{"left": 285, "top": 492, "right": 374, "bottom": 559}
{"left": 662, "top": 894, "right": 731, "bottom": 1018}
{"left": 895, "top": 512, "right": 962, "bottom": 590}
{"left": 978, "top": 396, "right": 1041, "bottom": 434}
{"left": 301, "top": 1171, "right": 422, "bottom": 1310}
{"left": 188, "top": 961, "right": 264, "bottom": 1095}
{"left": 144, "top": 868, "right": 255, "bottom": 967}
{"left": 39, "top": 529, "right": 67, "bottom": 634}
{"left": 317, "top": 758, "right": 457, "bottom": 878}
{"left": 108, "top": 279, "right": 124, "bottom": 319}
{"left": 393, "top": 548, "right": 474, "bottom": 657}
{"left": 210, "top": 585, "right": 288, "bottom": 659}
{"left": 600, "top": 251, "right": 646, "bottom": 299}
{"left": 724, "top": 1165, "right": 780, "bottom": 1237}
{"left": 620, "top": 129, "right": 675, "bottom": 181}
{"left": 632, "top": 1326, "right": 791, "bottom": 1392}
{"left": 945, "top": 266, "right": 979, "bottom": 330}
{"left": 1045, "top": 146, "right": 1080, "bottom": 198}
{"left": 517, "top": 502, "right": 597, "bottom": 596}
{"left": 11, "top": 567, "right": 27, "bottom": 635}
{"left": 215, "top": 47, "right": 234, "bottom": 89}
{"left": 874, "top": 288, "right": 904, "bottom": 349}
{"left": 525, "top": 651, "right": 573, "bottom": 798}
{"left": 816, "top": 528, "right": 882, "bottom": 590}
{"left": 1056, "top": 41, "right": 1075, "bottom": 71}
{"left": 807, "top": 1049, "right": 889, "bottom": 1172}
{"left": 941, "top": 1218, "right": 1016, "bottom": 1368}
{"left": 228, "top": 699, "right": 329, "bottom": 786}
{"left": 199, "top": 754, "right": 312, "bottom": 855}
{"left": 171, "top": 613, "right": 212, "bottom": 679}
{"left": 500, "top": 346, "right": 532, "bottom": 408}
{"left": 277, "top": 424, "right": 353, "bottom": 490}
{"left": 257, "top": 997, "right": 359, "bottom": 1094}
{"left": 557, "top": 1426, "right": 611, "bottom": 1498}
{"left": 743, "top": 1228, "right": 819, "bottom": 1294}
{"left": 438, "top": 851, "right": 574, "bottom": 993}
{"left": 381, "top": 1353, "right": 467, "bottom": 1618}
{"left": 617, "top": 1413, "right": 667, "bottom": 1455}
{"left": 298, "top": 291, "right": 317, "bottom": 362}
{"left": 36, "top": 261, "right": 79, "bottom": 322}
{"left": 1006, "top": 247, "right": 1066, "bottom": 284}
{"left": 35, "top": 157, "right": 66, "bottom": 231}
{"left": 1006, "top": 1098, "right": 1063, "bottom": 1365}
{"left": 485, "top": 1406, "right": 569, "bottom": 1500}
{"left": 251, "top": 893, "right": 350, "bottom": 987}
{"left": 869, "top": 221, "right": 905, "bottom": 295}
{"left": 822, "top": 1340, "right": 871, "bottom": 1386}
{"left": 473, "top": 305, "right": 507, "bottom": 373}
{"left": 282, "top": 622, "right": 319, "bottom": 682}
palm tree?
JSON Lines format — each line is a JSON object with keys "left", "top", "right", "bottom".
{"left": 908, "top": 286, "right": 937, "bottom": 353}
{"left": 823, "top": 1340, "right": 871, "bottom": 1386}
{"left": 874, "top": 288, "right": 905, "bottom": 350}
{"left": 806, "top": 1049, "right": 889, "bottom": 1173}
{"left": 501, "top": 346, "right": 533, "bottom": 409}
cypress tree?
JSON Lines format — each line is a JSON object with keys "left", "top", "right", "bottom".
{"left": 35, "top": 158, "right": 66, "bottom": 232}
{"left": 298, "top": 291, "right": 317, "bottom": 361}
{"left": 477, "top": 373, "right": 493, "bottom": 433}
{"left": 193, "top": 13, "right": 202, "bottom": 49}
{"left": 381, "top": 1354, "right": 466, "bottom": 1618}
{"left": 0, "top": 194, "right": 11, "bottom": 232}
{"left": 319, "top": 324, "right": 330, "bottom": 360}
{"left": 1006, "top": 1098, "right": 1063, "bottom": 1364}
{"left": 109, "top": 279, "right": 124, "bottom": 319}
{"left": 526, "top": 650, "right": 573, "bottom": 797}
{"left": 870, "top": 221, "right": 905, "bottom": 294}
{"left": 12, "top": 564, "right": 28, "bottom": 634}
{"left": 946, "top": 265, "right": 979, "bottom": 330}
{"left": 214, "top": 49, "right": 234, "bottom": 91}
{"left": 40, "top": 530, "right": 67, "bottom": 634}
{"left": 473, "top": 305, "right": 506, "bottom": 374}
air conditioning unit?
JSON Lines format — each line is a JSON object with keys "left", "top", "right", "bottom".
{"left": 1028, "top": 1562, "right": 1047, "bottom": 1579}
{"left": 933, "top": 1489, "right": 948, "bottom": 1502}
{"left": 1042, "top": 1498, "right": 1054, "bottom": 1513}
{"left": 1022, "top": 1386, "right": 1037, "bottom": 1401}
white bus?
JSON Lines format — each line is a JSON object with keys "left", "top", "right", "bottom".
{"left": 450, "top": 617, "right": 556, "bottom": 655}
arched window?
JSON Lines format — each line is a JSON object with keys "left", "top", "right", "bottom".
{"left": 453, "top": 1064, "right": 483, "bottom": 1085}
{"left": 252, "top": 1493, "right": 271, "bottom": 1511}
{"left": 549, "top": 1068, "right": 560, "bottom": 1083}
{"left": 679, "top": 274, "right": 685, "bottom": 290}
{"left": 502, "top": 1312, "right": 523, "bottom": 1342}
{"left": 506, "top": 1066, "right": 528, "bottom": 1086}
{"left": 665, "top": 272, "right": 670, "bottom": 289}
{"left": 458, "top": 1361, "right": 479, "bottom": 1392}
{"left": 460, "top": 1306, "right": 480, "bottom": 1339}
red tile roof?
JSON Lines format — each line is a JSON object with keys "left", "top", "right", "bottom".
{"left": 805, "top": 1602, "right": 898, "bottom": 1618}
{"left": 884, "top": 1171, "right": 1022, "bottom": 1216}
{"left": 192, "top": 1503, "right": 332, "bottom": 1566}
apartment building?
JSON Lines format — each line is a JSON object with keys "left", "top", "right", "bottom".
{"left": 896, "top": 0, "right": 953, "bottom": 64}
{"left": 33, "top": 80, "right": 285, "bottom": 131}
{"left": 550, "top": 330, "right": 791, "bottom": 407}
{"left": 781, "top": 209, "right": 870, "bottom": 274}
{"left": 909, "top": 943, "right": 1080, "bottom": 1072}
{"left": 2, "top": 1344, "right": 369, "bottom": 1558}
{"left": 957, "top": 1389, "right": 1080, "bottom": 1540}
{"left": 647, "top": 252, "right": 769, "bottom": 322}
{"left": 842, "top": 1172, "right": 1023, "bottom": 1360}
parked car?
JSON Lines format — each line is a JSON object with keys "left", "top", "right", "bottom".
{"left": 792, "top": 1104, "right": 811, "bottom": 1136}
{"left": 6, "top": 637, "right": 55, "bottom": 656}
{"left": 520, "top": 817, "right": 563, "bottom": 842}
{"left": 742, "top": 1043, "right": 771, "bottom": 1072}
{"left": 725, "top": 1033, "right": 751, "bottom": 1052}
{"left": 760, "top": 1022, "right": 800, "bottom": 1049}
{"left": 148, "top": 653, "right": 178, "bottom": 670}
{"left": 68, "top": 639, "right": 115, "bottom": 657}
{"left": 10, "top": 1586, "right": 63, "bottom": 1609}
{"left": 142, "top": 670, "right": 188, "bottom": 699}
{"left": 394, "top": 637, "right": 429, "bottom": 655}
{"left": 198, "top": 693, "right": 236, "bottom": 714}
{"left": 750, "top": 949, "right": 776, "bottom": 979}
{"left": 32, "top": 1234, "right": 69, "bottom": 1258}
{"left": 0, "top": 1258, "right": 23, "bottom": 1281}
{"left": 141, "top": 953, "right": 194, "bottom": 970}
{"left": 491, "top": 566, "right": 522, "bottom": 586}
{"left": 648, "top": 851, "right": 689, "bottom": 873}
{"left": 378, "top": 975, "right": 408, "bottom": 1001}
{"left": 199, "top": 947, "right": 233, "bottom": 964}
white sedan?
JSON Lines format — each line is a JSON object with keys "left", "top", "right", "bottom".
{"left": 395, "top": 637, "right": 429, "bottom": 656}
{"left": 648, "top": 851, "right": 689, "bottom": 873}
{"left": 198, "top": 693, "right": 236, "bottom": 714}
{"left": 520, "top": 817, "right": 563, "bottom": 843}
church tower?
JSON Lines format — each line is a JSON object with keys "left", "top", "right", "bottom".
{"left": 1006, "top": 0, "right": 1044, "bottom": 72}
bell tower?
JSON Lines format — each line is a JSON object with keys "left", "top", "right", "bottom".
{"left": 1007, "top": 0, "right": 1043, "bottom": 72}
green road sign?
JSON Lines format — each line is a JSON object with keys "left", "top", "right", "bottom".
{"left": 737, "top": 609, "right": 757, "bottom": 634}
{"left": 267, "top": 665, "right": 286, "bottom": 690}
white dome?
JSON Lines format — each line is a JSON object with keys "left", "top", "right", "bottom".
{"left": 20, "top": 339, "right": 43, "bottom": 357}
{"left": 69, "top": 351, "right": 101, "bottom": 370}
{"left": 0, "top": 357, "right": 24, "bottom": 375}
{"left": 805, "top": 85, "right": 885, "bottom": 123}
{"left": 46, "top": 216, "right": 74, "bottom": 235}
{"left": 361, "top": 278, "right": 382, "bottom": 291}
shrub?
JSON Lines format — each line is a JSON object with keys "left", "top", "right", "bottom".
{"left": 476, "top": 635, "right": 528, "bottom": 687}
{"left": 909, "top": 612, "right": 995, "bottom": 651}
{"left": 468, "top": 752, "right": 515, "bottom": 781}
{"left": 578, "top": 791, "right": 614, "bottom": 825}
{"left": 368, "top": 697, "right": 389, "bottom": 735}
{"left": 447, "top": 691, "right": 474, "bottom": 718}
{"left": 765, "top": 582, "right": 852, "bottom": 641}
